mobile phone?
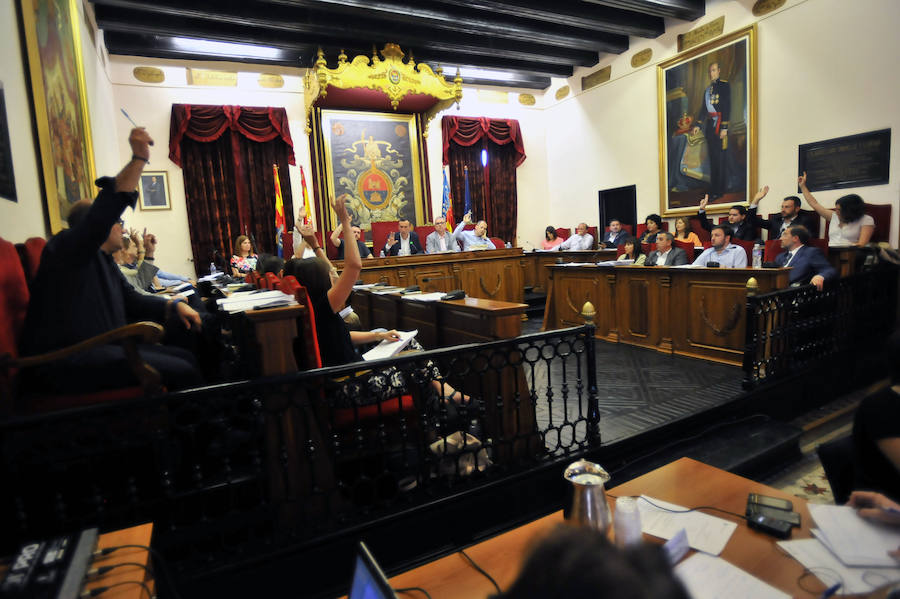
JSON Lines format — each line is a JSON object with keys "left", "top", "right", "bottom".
{"left": 747, "top": 512, "right": 793, "bottom": 539}
{"left": 746, "top": 504, "right": 801, "bottom": 527}
{"left": 747, "top": 493, "right": 793, "bottom": 511}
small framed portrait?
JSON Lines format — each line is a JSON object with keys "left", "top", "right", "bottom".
{"left": 138, "top": 171, "right": 171, "bottom": 210}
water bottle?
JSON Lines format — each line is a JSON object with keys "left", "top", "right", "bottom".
{"left": 379, "top": 250, "right": 385, "bottom": 258}
{"left": 505, "top": 241, "right": 511, "bottom": 249}
{"left": 752, "top": 243, "right": 762, "bottom": 268}
{"left": 209, "top": 261, "right": 217, "bottom": 275}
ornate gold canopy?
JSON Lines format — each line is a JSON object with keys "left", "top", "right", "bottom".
{"left": 304, "top": 43, "right": 463, "bottom": 135}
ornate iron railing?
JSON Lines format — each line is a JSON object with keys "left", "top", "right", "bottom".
{"left": 743, "top": 266, "right": 898, "bottom": 388}
{"left": 0, "top": 324, "right": 597, "bottom": 588}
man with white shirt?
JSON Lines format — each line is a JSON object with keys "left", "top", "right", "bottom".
{"left": 692, "top": 225, "right": 748, "bottom": 267}
{"left": 383, "top": 219, "right": 423, "bottom": 256}
{"left": 425, "top": 216, "right": 458, "bottom": 253}
{"left": 558, "top": 222, "right": 594, "bottom": 251}
{"left": 453, "top": 211, "right": 493, "bottom": 251}
{"left": 644, "top": 232, "right": 688, "bottom": 266}
{"left": 775, "top": 225, "right": 835, "bottom": 290}
{"left": 600, "top": 219, "right": 628, "bottom": 248}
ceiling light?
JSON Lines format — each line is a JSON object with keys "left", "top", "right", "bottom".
{"left": 171, "top": 37, "right": 283, "bottom": 60}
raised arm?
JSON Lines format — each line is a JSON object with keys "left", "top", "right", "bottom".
{"left": 326, "top": 195, "right": 360, "bottom": 313}
{"left": 330, "top": 223, "right": 344, "bottom": 248}
{"left": 696, "top": 195, "right": 713, "bottom": 232}
{"left": 798, "top": 172, "right": 833, "bottom": 220}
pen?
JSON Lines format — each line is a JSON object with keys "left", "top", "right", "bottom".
{"left": 820, "top": 582, "right": 841, "bottom": 598}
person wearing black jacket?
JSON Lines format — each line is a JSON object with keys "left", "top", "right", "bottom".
{"left": 696, "top": 194, "right": 757, "bottom": 241}
{"left": 747, "top": 184, "right": 818, "bottom": 240}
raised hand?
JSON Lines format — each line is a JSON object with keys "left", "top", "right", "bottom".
{"left": 128, "top": 127, "right": 153, "bottom": 160}
{"left": 699, "top": 195, "right": 709, "bottom": 210}
{"left": 331, "top": 194, "right": 351, "bottom": 224}
{"left": 753, "top": 185, "right": 769, "bottom": 204}
{"left": 798, "top": 172, "right": 808, "bottom": 189}
{"left": 463, "top": 211, "right": 473, "bottom": 224}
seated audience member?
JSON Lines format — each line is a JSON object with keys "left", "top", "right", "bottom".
{"left": 748, "top": 185, "right": 817, "bottom": 239}
{"left": 639, "top": 214, "right": 662, "bottom": 244}
{"left": 692, "top": 224, "right": 748, "bottom": 267}
{"left": 541, "top": 226, "right": 564, "bottom": 250}
{"left": 851, "top": 332, "right": 900, "bottom": 501}
{"left": 645, "top": 232, "right": 688, "bottom": 266}
{"left": 257, "top": 254, "right": 285, "bottom": 276}
{"left": 775, "top": 225, "right": 836, "bottom": 290}
{"left": 331, "top": 222, "right": 374, "bottom": 260}
{"left": 847, "top": 491, "right": 900, "bottom": 560}
{"left": 558, "top": 222, "right": 595, "bottom": 251}
{"left": 289, "top": 195, "right": 465, "bottom": 404}
{"left": 600, "top": 219, "right": 628, "bottom": 248}
{"left": 493, "top": 524, "right": 689, "bottom": 599}
{"left": 21, "top": 128, "right": 203, "bottom": 393}
{"left": 293, "top": 204, "right": 317, "bottom": 259}
{"left": 798, "top": 172, "right": 875, "bottom": 246}
{"left": 616, "top": 237, "right": 645, "bottom": 265}
{"left": 124, "top": 227, "right": 193, "bottom": 288}
{"left": 425, "top": 215, "right": 458, "bottom": 253}
{"left": 673, "top": 216, "right": 701, "bottom": 247}
{"left": 697, "top": 195, "right": 756, "bottom": 241}
{"left": 384, "top": 219, "right": 423, "bottom": 256}
{"left": 231, "top": 235, "right": 258, "bottom": 279}
{"left": 115, "top": 229, "right": 158, "bottom": 292}
{"left": 453, "top": 211, "right": 493, "bottom": 251}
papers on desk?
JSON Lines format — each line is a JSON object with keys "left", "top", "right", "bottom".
{"left": 808, "top": 504, "right": 900, "bottom": 567}
{"left": 637, "top": 495, "right": 737, "bottom": 556}
{"left": 362, "top": 330, "right": 417, "bottom": 361}
{"left": 401, "top": 292, "right": 445, "bottom": 302}
{"left": 597, "top": 260, "right": 623, "bottom": 265}
{"left": 216, "top": 289, "right": 296, "bottom": 313}
{"left": 353, "top": 283, "right": 378, "bottom": 290}
{"left": 370, "top": 286, "right": 405, "bottom": 294}
{"left": 560, "top": 262, "right": 596, "bottom": 267}
{"left": 778, "top": 538, "right": 900, "bottom": 595}
{"left": 675, "top": 553, "right": 790, "bottom": 599}
{"left": 673, "top": 263, "right": 703, "bottom": 268}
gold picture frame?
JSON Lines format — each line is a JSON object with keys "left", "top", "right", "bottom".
{"left": 18, "top": 0, "right": 96, "bottom": 233}
{"left": 657, "top": 24, "right": 757, "bottom": 217}
{"left": 311, "top": 108, "right": 429, "bottom": 231}
{"left": 138, "top": 171, "right": 171, "bottom": 210}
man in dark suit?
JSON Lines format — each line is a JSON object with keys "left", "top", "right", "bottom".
{"left": 383, "top": 219, "right": 423, "bottom": 256}
{"left": 644, "top": 232, "right": 688, "bottom": 266}
{"left": 747, "top": 185, "right": 818, "bottom": 240}
{"left": 697, "top": 194, "right": 757, "bottom": 241}
{"left": 692, "top": 62, "right": 731, "bottom": 199}
{"left": 775, "top": 225, "right": 836, "bottom": 290}
{"left": 599, "top": 218, "right": 628, "bottom": 248}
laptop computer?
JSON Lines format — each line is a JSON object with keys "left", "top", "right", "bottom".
{"left": 349, "top": 541, "right": 398, "bottom": 599}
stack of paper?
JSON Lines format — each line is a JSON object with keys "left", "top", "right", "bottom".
{"left": 637, "top": 496, "right": 737, "bottom": 556}
{"left": 362, "top": 330, "right": 418, "bottom": 361}
{"left": 216, "top": 289, "right": 296, "bottom": 313}
{"left": 401, "top": 292, "right": 445, "bottom": 302}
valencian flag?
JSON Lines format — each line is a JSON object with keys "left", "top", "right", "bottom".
{"left": 299, "top": 165, "right": 312, "bottom": 225}
{"left": 273, "top": 164, "right": 285, "bottom": 258}
{"left": 463, "top": 165, "right": 472, "bottom": 217}
{"left": 442, "top": 167, "right": 455, "bottom": 231}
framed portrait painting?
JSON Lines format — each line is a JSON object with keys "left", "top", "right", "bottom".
{"left": 657, "top": 25, "right": 757, "bottom": 217}
{"left": 18, "top": 0, "right": 97, "bottom": 233}
{"left": 311, "top": 108, "right": 429, "bottom": 231}
{"left": 138, "top": 172, "right": 171, "bottom": 210}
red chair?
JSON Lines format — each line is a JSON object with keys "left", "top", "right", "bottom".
{"left": 687, "top": 216, "right": 711, "bottom": 243}
{"left": 489, "top": 237, "right": 505, "bottom": 249}
{"left": 0, "top": 236, "right": 164, "bottom": 415}
{"left": 414, "top": 225, "right": 434, "bottom": 247}
{"left": 371, "top": 220, "right": 399, "bottom": 257}
{"left": 635, "top": 222, "right": 669, "bottom": 239}
{"left": 585, "top": 226, "right": 599, "bottom": 249}
{"left": 15, "top": 237, "right": 46, "bottom": 284}
{"left": 673, "top": 239, "right": 696, "bottom": 260}
{"left": 732, "top": 238, "right": 755, "bottom": 265}
{"left": 641, "top": 243, "right": 657, "bottom": 255}
{"left": 555, "top": 227, "right": 571, "bottom": 240}
{"left": 823, "top": 203, "right": 891, "bottom": 243}
{"left": 763, "top": 239, "right": 783, "bottom": 263}
{"left": 616, "top": 244, "right": 627, "bottom": 258}
{"left": 323, "top": 230, "right": 339, "bottom": 260}
{"left": 265, "top": 272, "right": 281, "bottom": 290}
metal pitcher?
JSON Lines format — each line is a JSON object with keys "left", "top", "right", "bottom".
{"left": 564, "top": 459, "right": 612, "bottom": 531}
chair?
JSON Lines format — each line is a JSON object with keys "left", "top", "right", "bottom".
{"left": 489, "top": 237, "right": 505, "bottom": 249}
{"left": 687, "top": 216, "right": 711, "bottom": 243}
{"left": 555, "top": 227, "right": 571, "bottom": 240}
{"left": 371, "top": 220, "right": 399, "bottom": 257}
{"left": 641, "top": 243, "right": 656, "bottom": 256}
{"left": 414, "top": 225, "right": 434, "bottom": 247}
{"left": 732, "top": 238, "right": 755, "bottom": 264}
{"left": 15, "top": 237, "right": 46, "bottom": 285}
{"left": 585, "top": 226, "right": 599, "bottom": 249}
{"left": 265, "top": 272, "right": 281, "bottom": 290}
{"left": 823, "top": 203, "right": 892, "bottom": 243}
{"left": 616, "top": 244, "right": 627, "bottom": 258}
{"left": 635, "top": 222, "right": 669, "bottom": 239}
{"left": 673, "top": 239, "right": 696, "bottom": 260}
{"left": 324, "top": 230, "right": 340, "bottom": 260}
{"left": 763, "top": 239, "right": 783, "bottom": 263}
{"left": 0, "top": 236, "right": 164, "bottom": 415}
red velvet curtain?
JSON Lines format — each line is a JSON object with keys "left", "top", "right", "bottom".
{"left": 169, "top": 105, "right": 295, "bottom": 270}
{"left": 442, "top": 116, "right": 525, "bottom": 243}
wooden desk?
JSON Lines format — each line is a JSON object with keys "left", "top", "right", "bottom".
{"left": 384, "top": 458, "right": 823, "bottom": 598}
{"left": 522, "top": 249, "right": 618, "bottom": 293}
{"left": 543, "top": 265, "right": 791, "bottom": 365}
{"left": 351, "top": 290, "right": 527, "bottom": 349}
{"left": 333, "top": 248, "right": 526, "bottom": 303}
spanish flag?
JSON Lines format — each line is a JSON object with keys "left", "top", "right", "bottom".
{"left": 274, "top": 164, "right": 285, "bottom": 258}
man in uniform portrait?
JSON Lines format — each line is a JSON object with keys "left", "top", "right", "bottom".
{"left": 692, "top": 62, "right": 731, "bottom": 200}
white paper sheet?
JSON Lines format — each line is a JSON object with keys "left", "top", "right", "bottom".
{"left": 675, "top": 553, "right": 790, "bottom": 599}
{"left": 809, "top": 504, "right": 900, "bottom": 567}
{"left": 362, "top": 330, "right": 418, "bottom": 361}
{"left": 401, "top": 292, "right": 446, "bottom": 302}
{"left": 637, "top": 496, "right": 737, "bottom": 556}
{"left": 779, "top": 537, "right": 900, "bottom": 595}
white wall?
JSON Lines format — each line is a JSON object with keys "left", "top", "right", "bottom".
{"left": 540, "top": 0, "right": 900, "bottom": 245}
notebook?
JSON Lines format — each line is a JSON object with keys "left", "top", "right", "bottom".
{"left": 348, "top": 542, "right": 398, "bottom": 599}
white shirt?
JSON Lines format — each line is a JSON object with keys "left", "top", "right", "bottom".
{"left": 692, "top": 244, "right": 748, "bottom": 268}
{"left": 828, "top": 213, "right": 874, "bottom": 246}
{"left": 398, "top": 234, "right": 411, "bottom": 256}
{"left": 657, "top": 249, "right": 671, "bottom": 264}
{"left": 558, "top": 232, "right": 594, "bottom": 251}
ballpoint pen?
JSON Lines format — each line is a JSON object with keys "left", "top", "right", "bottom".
{"left": 820, "top": 582, "right": 841, "bottom": 599}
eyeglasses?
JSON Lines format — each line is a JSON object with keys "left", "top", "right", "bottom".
{"left": 117, "top": 219, "right": 125, "bottom": 226}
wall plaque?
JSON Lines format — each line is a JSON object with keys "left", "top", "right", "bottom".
{"left": 799, "top": 129, "right": 891, "bottom": 192}
{"left": 678, "top": 16, "right": 725, "bottom": 52}
{"left": 582, "top": 66, "right": 611, "bottom": 91}
{"left": 555, "top": 85, "right": 570, "bottom": 100}
{"left": 187, "top": 68, "right": 237, "bottom": 87}
{"left": 753, "top": 0, "right": 786, "bottom": 16}
{"left": 133, "top": 66, "right": 164, "bottom": 83}
{"left": 258, "top": 73, "right": 284, "bottom": 88}
{"left": 518, "top": 94, "right": 536, "bottom": 106}
{"left": 631, "top": 48, "right": 653, "bottom": 68}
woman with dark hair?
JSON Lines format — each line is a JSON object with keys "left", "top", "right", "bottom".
{"left": 639, "top": 214, "right": 663, "bottom": 244}
{"left": 673, "top": 216, "right": 701, "bottom": 246}
{"left": 230, "top": 235, "right": 258, "bottom": 279}
{"left": 541, "top": 226, "right": 564, "bottom": 250}
{"left": 798, "top": 172, "right": 874, "bottom": 246}
{"left": 288, "top": 194, "right": 465, "bottom": 405}
{"left": 616, "top": 236, "right": 645, "bottom": 265}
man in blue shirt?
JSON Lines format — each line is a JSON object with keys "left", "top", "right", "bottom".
{"left": 452, "top": 211, "right": 493, "bottom": 251}
{"left": 692, "top": 225, "right": 747, "bottom": 267}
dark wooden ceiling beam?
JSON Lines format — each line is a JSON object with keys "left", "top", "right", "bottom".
{"left": 580, "top": 0, "right": 705, "bottom": 21}
{"left": 429, "top": 0, "right": 665, "bottom": 38}
{"left": 263, "top": 0, "right": 629, "bottom": 53}
{"left": 92, "top": 1, "right": 599, "bottom": 67}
